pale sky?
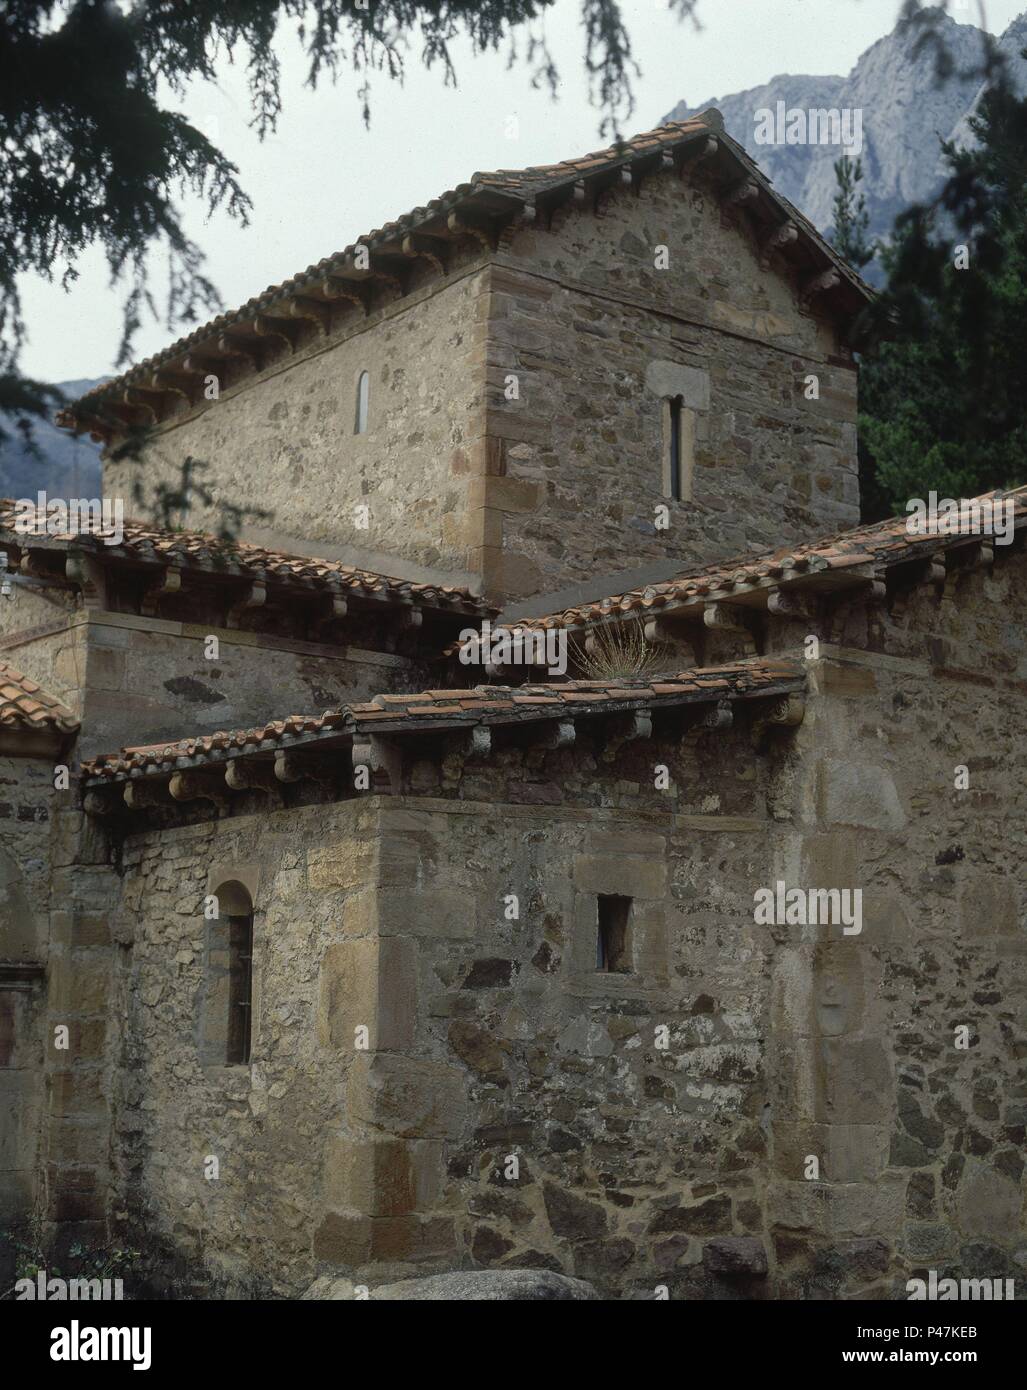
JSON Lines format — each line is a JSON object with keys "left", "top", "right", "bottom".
{"left": 17, "top": 0, "right": 1025, "bottom": 383}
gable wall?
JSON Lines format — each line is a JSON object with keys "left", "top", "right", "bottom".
{"left": 479, "top": 167, "right": 859, "bottom": 599}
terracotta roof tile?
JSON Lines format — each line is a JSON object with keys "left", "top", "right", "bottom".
{"left": 509, "top": 485, "right": 1027, "bottom": 634}
{"left": 58, "top": 113, "right": 872, "bottom": 435}
{"left": 0, "top": 500, "right": 492, "bottom": 615}
{"left": 0, "top": 661, "right": 79, "bottom": 736}
{"left": 81, "top": 656, "right": 805, "bottom": 785}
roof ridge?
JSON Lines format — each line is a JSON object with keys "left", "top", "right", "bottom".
{"left": 56, "top": 111, "right": 871, "bottom": 438}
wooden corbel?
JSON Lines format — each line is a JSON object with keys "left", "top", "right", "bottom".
{"left": 760, "top": 221, "right": 798, "bottom": 268}
{"left": 400, "top": 233, "right": 449, "bottom": 275}
{"left": 766, "top": 587, "right": 819, "bottom": 624}
{"left": 751, "top": 691, "right": 806, "bottom": 751}
{"left": 703, "top": 602, "right": 752, "bottom": 634}
{"left": 535, "top": 719, "right": 576, "bottom": 750}
{"left": 227, "top": 578, "right": 267, "bottom": 628}
{"left": 447, "top": 209, "right": 495, "bottom": 251}
{"left": 253, "top": 315, "right": 299, "bottom": 353}
{"left": 701, "top": 700, "right": 733, "bottom": 730}
{"left": 150, "top": 370, "right": 191, "bottom": 404}
{"left": 723, "top": 179, "right": 759, "bottom": 217}
{"left": 445, "top": 725, "right": 492, "bottom": 766}
{"left": 217, "top": 333, "right": 262, "bottom": 371}
{"left": 287, "top": 296, "right": 332, "bottom": 336}
{"left": 680, "top": 135, "right": 718, "bottom": 173}
{"left": 321, "top": 278, "right": 371, "bottom": 316}
{"left": 123, "top": 387, "right": 160, "bottom": 424}
{"left": 801, "top": 269, "right": 841, "bottom": 307}
{"left": 169, "top": 769, "right": 229, "bottom": 812}
{"left": 224, "top": 758, "right": 282, "bottom": 798}
{"left": 65, "top": 550, "right": 107, "bottom": 610}
{"left": 273, "top": 749, "right": 336, "bottom": 788}
{"left": 141, "top": 565, "right": 183, "bottom": 617}
{"left": 351, "top": 735, "right": 402, "bottom": 793}
{"left": 600, "top": 709, "right": 653, "bottom": 763}
{"left": 122, "top": 778, "right": 174, "bottom": 811}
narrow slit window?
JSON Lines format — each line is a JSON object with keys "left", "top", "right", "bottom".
{"left": 668, "top": 396, "right": 682, "bottom": 501}
{"left": 596, "top": 894, "right": 633, "bottom": 973}
{"left": 227, "top": 913, "right": 253, "bottom": 1065}
{"left": 354, "top": 370, "right": 369, "bottom": 434}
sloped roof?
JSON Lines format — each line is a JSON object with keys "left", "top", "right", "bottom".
{"left": 0, "top": 500, "right": 493, "bottom": 616}
{"left": 508, "top": 486, "right": 1027, "bottom": 634}
{"left": 0, "top": 661, "right": 79, "bottom": 736}
{"left": 58, "top": 112, "right": 872, "bottom": 438}
{"left": 81, "top": 656, "right": 803, "bottom": 783}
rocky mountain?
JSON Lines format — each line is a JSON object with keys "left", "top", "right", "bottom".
{"left": 0, "top": 379, "right": 104, "bottom": 500}
{"left": 663, "top": 9, "right": 1027, "bottom": 248}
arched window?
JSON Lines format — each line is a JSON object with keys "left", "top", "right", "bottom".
{"left": 354, "top": 370, "right": 369, "bottom": 434}
{"left": 205, "top": 880, "right": 254, "bottom": 1067}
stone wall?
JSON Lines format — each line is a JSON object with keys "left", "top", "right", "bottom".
{"left": 79, "top": 555, "right": 1027, "bottom": 1299}
{"left": 74, "top": 611, "right": 426, "bottom": 757}
{"left": 480, "top": 164, "right": 859, "bottom": 599}
{"left": 0, "top": 581, "right": 85, "bottom": 720}
{"left": 107, "top": 800, "right": 382, "bottom": 1296}
{"left": 103, "top": 262, "right": 490, "bottom": 580}
{"left": 99, "top": 162, "right": 860, "bottom": 608}
{"left": 0, "top": 755, "right": 56, "bottom": 1264}
{"left": 767, "top": 642, "right": 1026, "bottom": 1296}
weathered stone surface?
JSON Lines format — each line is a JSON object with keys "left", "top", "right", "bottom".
{"left": 368, "top": 1270, "right": 599, "bottom": 1300}
{"left": 703, "top": 1236, "right": 769, "bottom": 1276}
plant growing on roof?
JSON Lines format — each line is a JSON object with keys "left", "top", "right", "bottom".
{"left": 570, "top": 620, "right": 669, "bottom": 681}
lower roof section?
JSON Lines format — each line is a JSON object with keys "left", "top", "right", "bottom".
{"left": 81, "top": 656, "right": 804, "bottom": 786}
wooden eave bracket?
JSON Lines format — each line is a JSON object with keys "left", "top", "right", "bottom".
{"left": 760, "top": 220, "right": 799, "bottom": 268}
{"left": 447, "top": 209, "right": 497, "bottom": 251}
{"left": 766, "top": 586, "right": 820, "bottom": 624}
{"left": 801, "top": 268, "right": 842, "bottom": 308}
{"left": 601, "top": 709, "right": 652, "bottom": 763}
{"left": 321, "top": 277, "right": 371, "bottom": 316}
{"left": 722, "top": 179, "right": 760, "bottom": 222}
{"left": 679, "top": 135, "right": 719, "bottom": 175}
{"left": 352, "top": 734, "right": 403, "bottom": 793}
{"left": 752, "top": 691, "right": 806, "bottom": 750}
{"left": 534, "top": 718, "right": 576, "bottom": 750}
{"left": 217, "top": 332, "right": 263, "bottom": 371}
{"left": 253, "top": 314, "right": 300, "bottom": 353}
{"left": 401, "top": 233, "right": 450, "bottom": 275}
{"left": 225, "top": 758, "right": 282, "bottom": 798}
{"left": 227, "top": 578, "right": 267, "bottom": 628}
{"left": 274, "top": 749, "right": 338, "bottom": 787}
{"left": 287, "top": 296, "right": 332, "bottom": 336}
{"left": 65, "top": 550, "right": 107, "bottom": 610}
{"left": 141, "top": 564, "right": 183, "bottom": 617}
{"left": 169, "top": 769, "right": 229, "bottom": 812}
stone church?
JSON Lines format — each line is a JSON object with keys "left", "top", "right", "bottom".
{"left": 2, "top": 111, "right": 1024, "bottom": 1299}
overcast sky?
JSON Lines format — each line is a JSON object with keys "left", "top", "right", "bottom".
{"left": 17, "top": 0, "right": 1025, "bottom": 383}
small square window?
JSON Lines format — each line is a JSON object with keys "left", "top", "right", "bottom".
{"left": 596, "top": 895, "right": 632, "bottom": 973}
